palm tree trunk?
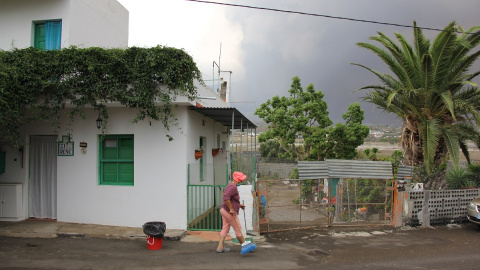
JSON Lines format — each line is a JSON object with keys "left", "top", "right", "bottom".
{"left": 401, "top": 121, "right": 448, "bottom": 169}
{"left": 401, "top": 120, "right": 424, "bottom": 167}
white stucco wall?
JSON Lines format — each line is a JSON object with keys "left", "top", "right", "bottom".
{"left": 68, "top": 0, "right": 128, "bottom": 48}
{"left": 186, "top": 109, "right": 231, "bottom": 186}
{"left": 0, "top": 0, "right": 69, "bottom": 49}
{"left": 0, "top": 103, "right": 232, "bottom": 229}
{"left": 20, "top": 107, "right": 189, "bottom": 228}
{"left": 0, "top": 0, "right": 128, "bottom": 50}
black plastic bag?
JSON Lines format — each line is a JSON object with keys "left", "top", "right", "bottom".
{"left": 143, "top": 221, "right": 166, "bottom": 238}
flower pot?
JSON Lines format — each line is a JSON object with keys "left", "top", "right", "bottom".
{"left": 195, "top": 151, "right": 203, "bottom": 160}
{"left": 212, "top": 148, "right": 220, "bottom": 157}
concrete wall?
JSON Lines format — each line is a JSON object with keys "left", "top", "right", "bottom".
{"left": 257, "top": 160, "right": 297, "bottom": 179}
{"left": 401, "top": 189, "right": 480, "bottom": 227}
{"left": 0, "top": 0, "right": 128, "bottom": 50}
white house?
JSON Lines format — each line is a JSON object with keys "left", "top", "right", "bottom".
{"left": 0, "top": 0, "right": 128, "bottom": 49}
{"left": 0, "top": 0, "right": 257, "bottom": 231}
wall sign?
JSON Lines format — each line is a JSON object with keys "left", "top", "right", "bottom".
{"left": 58, "top": 135, "right": 74, "bottom": 156}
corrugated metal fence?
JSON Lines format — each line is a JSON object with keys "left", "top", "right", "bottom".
{"left": 257, "top": 160, "right": 402, "bottom": 233}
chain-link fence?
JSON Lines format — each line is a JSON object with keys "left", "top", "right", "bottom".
{"left": 257, "top": 178, "right": 393, "bottom": 233}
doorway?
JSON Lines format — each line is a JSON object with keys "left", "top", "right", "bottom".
{"left": 29, "top": 136, "right": 57, "bottom": 219}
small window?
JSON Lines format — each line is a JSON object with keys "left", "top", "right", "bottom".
{"left": 99, "top": 135, "right": 134, "bottom": 186}
{"left": 34, "top": 20, "right": 62, "bottom": 50}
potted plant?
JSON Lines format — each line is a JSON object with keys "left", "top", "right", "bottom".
{"left": 195, "top": 147, "right": 204, "bottom": 160}
{"left": 211, "top": 148, "right": 222, "bottom": 157}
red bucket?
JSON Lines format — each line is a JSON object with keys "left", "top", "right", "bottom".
{"left": 146, "top": 236, "right": 163, "bottom": 250}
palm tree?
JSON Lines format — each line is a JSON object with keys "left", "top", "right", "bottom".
{"left": 353, "top": 21, "right": 480, "bottom": 173}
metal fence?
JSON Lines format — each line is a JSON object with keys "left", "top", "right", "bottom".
{"left": 187, "top": 163, "right": 228, "bottom": 231}
{"left": 231, "top": 152, "right": 256, "bottom": 185}
{"left": 186, "top": 154, "right": 256, "bottom": 231}
{"left": 187, "top": 184, "right": 225, "bottom": 231}
{"left": 257, "top": 178, "right": 393, "bottom": 233}
{"left": 333, "top": 178, "right": 393, "bottom": 225}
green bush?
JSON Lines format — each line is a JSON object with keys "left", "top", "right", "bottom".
{"left": 446, "top": 167, "right": 467, "bottom": 189}
{"left": 289, "top": 168, "right": 299, "bottom": 179}
{"left": 446, "top": 164, "right": 480, "bottom": 189}
{"left": 466, "top": 164, "right": 480, "bottom": 187}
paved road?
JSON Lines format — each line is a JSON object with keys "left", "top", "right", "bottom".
{"left": 1, "top": 223, "right": 479, "bottom": 269}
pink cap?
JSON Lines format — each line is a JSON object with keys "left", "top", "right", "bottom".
{"left": 233, "top": 171, "right": 247, "bottom": 182}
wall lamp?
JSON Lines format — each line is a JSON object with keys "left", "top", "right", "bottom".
{"left": 96, "top": 112, "right": 102, "bottom": 129}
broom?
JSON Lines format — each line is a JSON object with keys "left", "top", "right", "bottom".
{"left": 233, "top": 216, "right": 257, "bottom": 254}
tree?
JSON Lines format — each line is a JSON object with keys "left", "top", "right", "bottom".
{"left": 0, "top": 46, "right": 202, "bottom": 148}
{"left": 259, "top": 140, "right": 286, "bottom": 158}
{"left": 255, "top": 76, "right": 369, "bottom": 161}
{"left": 353, "top": 21, "right": 480, "bottom": 173}
{"left": 320, "top": 102, "right": 370, "bottom": 160}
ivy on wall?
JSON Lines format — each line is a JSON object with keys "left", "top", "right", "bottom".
{"left": 0, "top": 46, "right": 203, "bottom": 148}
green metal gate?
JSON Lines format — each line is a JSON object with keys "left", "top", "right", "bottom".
{"left": 187, "top": 184, "right": 226, "bottom": 231}
{"left": 187, "top": 154, "right": 257, "bottom": 231}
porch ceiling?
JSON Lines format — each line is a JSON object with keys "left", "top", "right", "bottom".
{"left": 190, "top": 107, "right": 257, "bottom": 130}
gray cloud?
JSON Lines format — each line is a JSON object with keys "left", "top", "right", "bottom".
{"left": 118, "top": 0, "right": 480, "bottom": 127}
{"left": 222, "top": 0, "right": 480, "bottom": 126}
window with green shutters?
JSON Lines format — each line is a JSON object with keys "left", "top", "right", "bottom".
{"left": 34, "top": 20, "right": 62, "bottom": 50}
{"left": 99, "top": 135, "right": 134, "bottom": 186}
{"left": 34, "top": 23, "right": 46, "bottom": 50}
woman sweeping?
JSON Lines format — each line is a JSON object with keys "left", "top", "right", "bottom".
{"left": 216, "top": 171, "right": 256, "bottom": 254}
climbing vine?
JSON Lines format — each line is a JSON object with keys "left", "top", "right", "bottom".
{"left": 0, "top": 46, "right": 203, "bottom": 148}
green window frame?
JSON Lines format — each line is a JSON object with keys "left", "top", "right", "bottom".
{"left": 34, "top": 23, "right": 46, "bottom": 50}
{"left": 99, "top": 135, "right": 134, "bottom": 186}
{"left": 34, "top": 20, "right": 62, "bottom": 50}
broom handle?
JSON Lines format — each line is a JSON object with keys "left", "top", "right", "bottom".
{"left": 233, "top": 215, "right": 244, "bottom": 239}
{"left": 243, "top": 200, "right": 247, "bottom": 231}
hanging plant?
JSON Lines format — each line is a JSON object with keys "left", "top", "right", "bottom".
{"left": 212, "top": 148, "right": 222, "bottom": 156}
{"left": 195, "top": 147, "right": 204, "bottom": 160}
{"left": 0, "top": 46, "right": 204, "bottom": 148}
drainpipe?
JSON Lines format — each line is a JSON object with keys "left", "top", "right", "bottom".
{"left": 231, "top": 111, "right": 234, "bottom": 177}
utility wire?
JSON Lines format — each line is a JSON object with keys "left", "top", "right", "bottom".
{"left": 185, "top": 0, "right": 450, "bottom": 33}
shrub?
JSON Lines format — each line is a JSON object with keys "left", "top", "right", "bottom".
{"left": 446, "top": 167, "right": 467, "bottom": 189}
{"left": 289, "top": 168, "right": 299, "bottom": 179}
{"left": 466, "top": 163, "right": 480, "bottom": 187}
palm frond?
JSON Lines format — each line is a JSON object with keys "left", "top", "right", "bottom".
{"left": 459, "top": 139, "right": 471, "bottom": 164}
{"left": 350, "top": 63, "right": 404, "bottom": 90}
{"left": 442, "top": 126, "right": 460, "bottom": 169}
{"left": 356, "top": 41, "right": 409, "bottom": 86}
{"left": 413, "top": 22, "right": 431, "bottom": 63}
{"left": 421, "top": 118, "right": 440, "bottom": 173}
{"left": 439, "top": 90, "right": 455, "bottom": 121}
{"left": 395, "top": 33, "right": 422, "bottom": 88}
{"left": 448, "top": 50, "right": 480, "bottom": 84}
{"left": 421, "top": 53, "right": 434, "bottom": 91}
{"left": 431, "top": 24, "right": 457, "bottom": 86}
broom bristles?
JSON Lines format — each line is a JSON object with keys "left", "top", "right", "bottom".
{"left": 240, "top": 242, "right": 257, "bottom": 254}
